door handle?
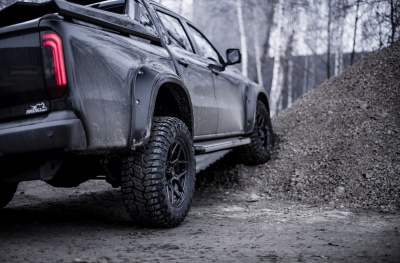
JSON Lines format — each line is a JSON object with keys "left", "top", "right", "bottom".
{"left": 178, "top": 58, "right": 189, "bottom": 67}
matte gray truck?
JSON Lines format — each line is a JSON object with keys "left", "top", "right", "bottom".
{"left": 0, "top": 0, "right": 273, "bottom": 227}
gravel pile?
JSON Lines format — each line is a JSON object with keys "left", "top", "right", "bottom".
{"left": 197, "top": 43, "right": 400, "bottom": 213}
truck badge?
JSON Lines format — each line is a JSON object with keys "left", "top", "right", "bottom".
{"left": 26, "top": 102, "right": 48, "bottom": 115}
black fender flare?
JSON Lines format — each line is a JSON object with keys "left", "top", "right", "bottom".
{"left": 244, "top": 84, "right": 270, "bottom": 134}
{"left": 129, "top": 65, "right": 193, "bottom": 148}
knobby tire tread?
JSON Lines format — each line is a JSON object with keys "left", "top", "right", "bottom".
{"left": 121, "top": 117, "right": 195, "bottom": 227}
{"left": 238, "top": 101, "right": 274, "bottom": 165}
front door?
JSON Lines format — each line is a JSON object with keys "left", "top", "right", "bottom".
{"left": 186, "top": 23, "right": 246, "bottom": 135}
{"left": 155, "top": 10, "right": 218, "bottom": 137}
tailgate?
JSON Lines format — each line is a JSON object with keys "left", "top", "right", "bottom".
{"left": 0, "top": 22, "right": 50, "bottom": 121}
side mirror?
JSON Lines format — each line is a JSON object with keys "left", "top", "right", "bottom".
{"left": 226, "top": 49, "right": 241, "bottom": 65}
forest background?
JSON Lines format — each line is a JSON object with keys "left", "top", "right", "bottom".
{"left": 157, "top": 0, "right": 399, "bottom": 116}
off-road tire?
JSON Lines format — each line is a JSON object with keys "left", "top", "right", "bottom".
{"left": 121, "top": 117, "right": 195, "bottom": 227}
{"left": 0, "top": 182, "right": 18, "bottom": 208}
{"left": 237, "top": 101, "right": 274, "bottom": 165}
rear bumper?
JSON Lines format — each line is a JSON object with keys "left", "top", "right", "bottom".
{"left": 0, "top": 111, "right": 87, "bottom": 156}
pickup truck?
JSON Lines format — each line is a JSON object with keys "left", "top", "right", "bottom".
{"left": 0, "top": 0, "right": 273, "bottom": 227}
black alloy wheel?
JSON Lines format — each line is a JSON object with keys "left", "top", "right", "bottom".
{"left": 256, "top": 108, "right": 273, "bottom": 154}
{"left": 165, "top": 140, "right": 189, "bottom": 208}
{"left": 121, "top": 117, "right": 195, "bottom": 228}
{"left": 236, "top": 100, "right": 274, "bottom": 165}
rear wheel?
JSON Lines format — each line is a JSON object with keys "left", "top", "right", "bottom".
{"left": 237, "top": 101, "right": 273, "bottom": 165}
{"left": 121, "top": 117, "right": 195, "bottom": 227}
{"left": 0, "top": 182, "right": 18, "bottom": 208}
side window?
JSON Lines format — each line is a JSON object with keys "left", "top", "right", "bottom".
{"left": 101, "top": 6, "right": 124, "bottom": 14}
{"left": 94, "top": 1, "right": 157, "bottom": 36}
{"left": 137, "top": 2, "right": 157, "bottom": 35}
{"left": 156, "top": 12, "right": 194, "bottom": 53}
{"left": 187, "top": 25, "right": 221, "bottom": 63}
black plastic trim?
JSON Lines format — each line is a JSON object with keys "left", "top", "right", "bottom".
{"left": 0, "top": 111, "right": 87, "bottom": 155}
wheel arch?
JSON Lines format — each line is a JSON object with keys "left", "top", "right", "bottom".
{"left": 130, "top": 66, "right": 193, "bottom": 148}
{"left": 257, "top": 92, "right": 271, "bottom": 115}
{"left": 244, "top": 84, "right": 271, "bottom": 134}
{"left": 153, "top": 82, "right": 193, "bottom": 135}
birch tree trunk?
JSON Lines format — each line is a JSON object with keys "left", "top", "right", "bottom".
{"left": 350, "top": 0, "right": 360, "bottom": 65}
{"left": 388, "top": 0, "right": 400, "bottom": 44}
{"left": 327, "top": 0, "right": 332, "bottom": 79}
{"left": 311, "top": 53, "right": 316, "bottom": 90}
{"left": 280, "top": 32, "right": 294, "bottom": 111}
{"left": 253, "top": 6, "right": 263, "bottom": 86}
{"left": 302, "top": 56, "right": 309, "bottom": 95}
{"left": 269, "top": 0, "right": 285, "bottom": 117}
{"left": 288, "top": 58, "right": 293, "bottom": 107}
{"left": 260, "top": 0, "right": 277, "bottom": 71}
{"left": 334, "top": 0, "right": 344, "bottom": 76}
{"left": 237, "top": 0, "right": 248, "bottom": 77}
{"left": 271, "top": 0, "right": 298, "bottom": 114}
{"left": 285, "top": 2, "right": 297, "bottom": 109}
{"left": 304, "top": 0, "right": 320, "bottom": 93}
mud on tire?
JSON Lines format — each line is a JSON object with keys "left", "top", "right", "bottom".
{"left": 236, "top": 101, "right": 274, "bottom": 165}
{"left": 0, "top": 183, "right": 18, "bottom": 208}
{"left": 121, "top": 117, "right": 195, "bottom": 227}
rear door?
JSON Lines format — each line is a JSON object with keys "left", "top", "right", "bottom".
{"left": 154, "top": 9, "right": 218, "bottom": 137}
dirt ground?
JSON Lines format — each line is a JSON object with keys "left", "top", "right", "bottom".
{"left": 0, "top": 180, "right": 399, "bottom": 263}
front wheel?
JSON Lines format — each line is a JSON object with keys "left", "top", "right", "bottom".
{"left": 0, "top": 182, "right": 18, "bottom": 208}
{"left": 236, "top": 101, "right": 274, "bottom": 165}
{"left": 121, "top": 117, "right": 195, "bottom": 227}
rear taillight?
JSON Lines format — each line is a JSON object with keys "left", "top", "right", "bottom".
{"left": 42, "top": 32, "right": 67, "bottom": 99}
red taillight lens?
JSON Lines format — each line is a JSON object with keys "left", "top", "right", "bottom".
{"left": 42, "top": 33, "right": 67, "bottom": 99}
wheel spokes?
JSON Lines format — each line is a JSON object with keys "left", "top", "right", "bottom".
{"left": 173, "top": 185, "right": 182, "bottom": 198}
{"left": 170, "top": 143, "right": 179, "bottom": 157}
{"left": 175, "top": 170, "right": 187, "bottom": 180}
{"left": 256, "top": 114, "right": 270, "bottom": 148}
{"left": 172, "top": 172, "right": 186, "bottom": 191}
{"left": 169, "top": 143, "right": 183, "bottom": 166}
{"left": 257, "top": 114, "right": 265, "bottom": 128}
{"left": 165, "top": 140, "right": 188, "bottom": 206}
{"left": 166, "top": 182, "right": 174, "bottom": 204}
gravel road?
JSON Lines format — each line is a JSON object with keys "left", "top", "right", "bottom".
{"left": 0, "top": 180, "right": 399, "bottom": 262}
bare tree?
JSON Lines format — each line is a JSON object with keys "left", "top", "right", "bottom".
{"left": 269, "top": 0, "right": 299, "bottom": 115}
{"left": 261, "top": 0, "right": 278, "bottom": 72}
{"left": 386, "top": 0, "right": 400, "bottom": 44}
{"left": 237, "top": 0, "right": 248, "bottom": 77}
{"left": 269, "top": 0, "right": 285, "bottom": 116}
{"left": 334, "top": 0, "right": 345, "bottom": 76}
{"left": 279, "top": 32, "right": 294, "bottom": 110}
{"left": 253, "top": 6, "right": 263, "bottom": 86}
{"left": 304, "top": 0, "right": 324, "bottom": 93}
{"left": 350, "top": 0, "right": 361, "bottom": 65}
{"left": 327, "top": 0, "right": 332, "bottom": 79}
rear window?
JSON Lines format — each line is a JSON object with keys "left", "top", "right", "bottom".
{"left": 101, "top": 6, "right": 124, "bottom": 14}
{"left": 94, "top": 0, "right": 157, "bottom": 35}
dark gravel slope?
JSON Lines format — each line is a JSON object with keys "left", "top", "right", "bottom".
{"left": 197, "top": 43, "right": 400, "bottom": 212}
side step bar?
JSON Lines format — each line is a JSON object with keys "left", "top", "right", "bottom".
{"left": 194, "top": 137, "right": 251, "bottom": 154}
